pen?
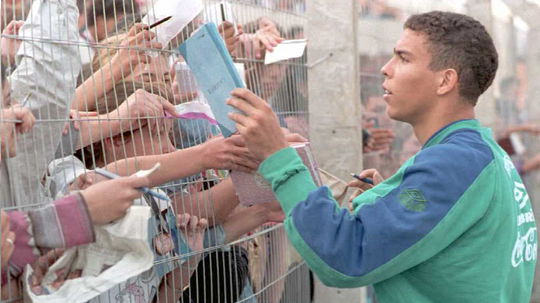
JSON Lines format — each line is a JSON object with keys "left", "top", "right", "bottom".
{"left": 94, "top": 167, "right": 171, "bottom": 201}
{"left": 149, "top": 16, "right": 172, "bottom": 29}
{"left": 350, "top": 173, "right": 374, "bottom": 185}
{"left": 220, "top": 2, "right": 226, "bottom": 22}
{"left": 279, "top": 39, "right": 308, "bottom": 44}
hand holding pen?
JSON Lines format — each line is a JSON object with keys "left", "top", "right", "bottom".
{"left": 347, "top": 169, "right": 384, "bottom": 206}
{"left": 348, "top": 169, "right": 384, "bottom": 191}
{"left": 94, "top": 163, "right": 170, "bottom": 201}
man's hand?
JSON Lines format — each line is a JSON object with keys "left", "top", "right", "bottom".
{"left": 80, "top": 174, "right": 150, "bottom": 225}
{"left": 67, "top": 171, "right": 109, "bottom": 192}
{"left": 239, "top": 20, "right": 284, "bottom": 59}
{"left": 114, "top": 89, "right": 177, "bottom": 133}
{"left": 200, "top": 134, "right": 259, "bottom": 172}
{"left": 347, "top": 168, "right": 384, "bottom": 203}
{"left": 1, "top": 210, "right": 15, "bottom": 268}
{"left": 0, "top": 20, "right": 24, "bottom": 64}
{"left": 218, "top": 21, "right": 243, "bottom": 55}
{"left": 111, "top": 23, "right": 162, "bottom": 80}
{"left": 226, "top": 88, "right": 288, "bottom": 161}
{"left": 257, "top": 201, "right": 285, "bottom": 223}
{"left": 29, "top": 249, "right": 83, "bottom": 295}
{"left": 0, "top": 105, "right": 36, "bottom": 157}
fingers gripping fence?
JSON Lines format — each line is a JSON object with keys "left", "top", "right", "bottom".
{"left": 0, "top": 0, "right": 312, "bottom": 302}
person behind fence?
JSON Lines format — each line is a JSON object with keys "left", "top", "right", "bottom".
{"left": 226, "top": 11, "right": 537, "bottom": 302}
{"left": 0, "top": 63, "right": 158, "bottom": 298}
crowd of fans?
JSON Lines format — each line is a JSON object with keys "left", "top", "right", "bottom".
{"left": 0, "top": 0, "right": 311, "bottom": 302}
{"left": 2, "top": 0, "right": 537, "bottom": 302}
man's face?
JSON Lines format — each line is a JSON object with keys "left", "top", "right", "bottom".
{"left": 380, "top": 29, "right": 440, "bottom": 124}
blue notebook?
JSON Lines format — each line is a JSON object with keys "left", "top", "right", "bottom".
{"left": 178, "top": 22, "right": 244, "bottom": 137}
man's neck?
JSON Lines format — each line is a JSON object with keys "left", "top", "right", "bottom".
{"left": 412, "top": 106, "right": 475, "bottom": 145}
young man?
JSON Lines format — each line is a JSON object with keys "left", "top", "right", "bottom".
{"left": 226, "top": 11, "right": 537, "bottom": 303}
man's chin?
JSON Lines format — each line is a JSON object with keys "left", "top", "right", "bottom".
{"left": 386, "top": 108, "right": 406, "bottom": 122}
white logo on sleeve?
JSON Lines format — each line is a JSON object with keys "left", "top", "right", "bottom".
{"left": 512, "top": 227, "right": 537, "bottom": 267}
{"left": 511, "top": 181, "right": 537, "bottom": 268}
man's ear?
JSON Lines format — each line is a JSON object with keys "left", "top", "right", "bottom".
{"left": 437, "top": 68, "right": 459, "bottom": 96}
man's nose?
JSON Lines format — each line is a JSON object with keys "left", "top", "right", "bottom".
{"left": 380, "top": 60, "right": 392, "bottom": 78}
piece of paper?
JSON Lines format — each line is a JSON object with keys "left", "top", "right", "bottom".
{"left": 264, "top": 39, "right": 307, "bottom": 65}
{"left": 174, "top": 101, "right": 218, "bottom": 125}
{"left": 142, "top": 0, "right": 203, "bottom": 47}
{"left": 178, "top": 23, "right": 245, "bottom": 137}
{"left": 231, "top": 143, "right": 321, "bottom": 206}
{"left": 510, "top": 133, "right": 526, "bottom": 155}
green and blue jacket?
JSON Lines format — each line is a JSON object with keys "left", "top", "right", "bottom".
{"left": 259, "top": 119, "right": 537, "bottom": 302}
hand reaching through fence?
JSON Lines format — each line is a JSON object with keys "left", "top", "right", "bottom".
{"left": 80, "top": 174, "right": 151, "bottom": 225}
{"left": 0, "top": 105, "right": 36, "bottom": 158}
{"left": 1, "top": 210, "right": 15, "bottom": 269}
{"left": 239, "top": 17, "right": 284, "bottom": 59}
{"left": 73, "top": 23, "right": 163, "bottom": 111}
{"left": 226, "top": 88, "right": 289, "bottom": 161}
{"left": 218, "top": 21, "right": 243, "bottom": 55}
{"left": 199, "top": 134, "right": 259, "bottom": 173}
{"left": 158, "top": 213, "right": 208, "bottom": 302}
{"left": 0, "top": 20, "right": 24, "bottom": 65}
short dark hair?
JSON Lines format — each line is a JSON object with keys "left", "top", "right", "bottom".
{"left": 404, "top": 11, "right": 498, "bottom": 105}
{"left": 82, "top": 0, "right": 138, "bottom": 27}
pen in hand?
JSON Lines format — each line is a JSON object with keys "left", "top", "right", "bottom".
{"left": 94, "top": 166, "right": 170, "bottom": 201}
{"left": 350, "top": 173, "right": 374, "bottom": 185}
{"left": 148, "top": 16, "right": 172, "bottom": 29}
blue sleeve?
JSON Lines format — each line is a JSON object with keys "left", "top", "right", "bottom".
{"left": 265, "top": 131, "right": 495, "bottom": 287}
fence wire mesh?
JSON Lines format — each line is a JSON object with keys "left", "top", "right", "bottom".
{"left": 0, "top": 0, "right": 311, "bottom": 302}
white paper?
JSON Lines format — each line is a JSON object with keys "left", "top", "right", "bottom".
{"left": 510, "top": 133, "right": 526, "bottom": 155}
{"left": 142, "top": 0, "right": 203, "bottom": 47}
{"left": 264, "top": 39, "right": 307, "bottom": 65}
{"left": 24, "top": 206, "right": 153, "bottom": 303}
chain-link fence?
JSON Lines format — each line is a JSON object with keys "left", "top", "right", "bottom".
{"left": 0, "top": 0, "right": 312, "bottom": 302}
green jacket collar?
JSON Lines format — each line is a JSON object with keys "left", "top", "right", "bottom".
{"left": 423, "top": 119, "right": 480, "bottom": 149}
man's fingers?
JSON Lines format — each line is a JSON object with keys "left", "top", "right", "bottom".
{"left": 230, "top": 88, "right": 266, "bottom": 109}
{"left": 233, "top": 155, "right": 259, "bottom": 170}
{"left": 159, "top": 98, "right": 177, "bottom": 116}
{"left": 231, "top": 162, "right": 255, "bottom": 173}
{"left": 226, "top": 97, "right": 257, "bottom": 116}
{"left": 226, "top": 134, "right": 247, "bottom": 147}
{"left": 228, "top": 112, "right": 250, "bottom": 127}
{"left": 347, "top": 179, "right": 373, "bottom": 191}
{"left": 177, "top": 213, "right": 190, "bottom": 229}
{"left": 13, "top": 108, "right": 36, "bottom": 133}
{"left": 123, "top": 175, "right": 151, "bottom": 189}
{"left": 253, "top": 38, "right": 263, "bottom": 58}
{"left": 198, "top": 218, "right": 209, "bottom": 229}
{"left": 188, "top": 215, "right": 198, "bottom": 232}
{"left": 285, "top": 133, "right": 308, "bottom": 143}
{"left": 129, "top": 23, "right": 150, "bottom": 36}
{"left": 133, "top": 30, "right": 157, "bottom": 45}
{"left": 259, "top": 35, "right": 274, "bottom": 51}
{"left": 359, "top": 168, "right": 379, "bottom": 179}
{"left": 78, "top": 111, "right": 99, "bottom": 118}
{"left": 218, "top": 21, "right": 234, "bottom": 32}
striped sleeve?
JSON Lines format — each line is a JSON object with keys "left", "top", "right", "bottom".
{"left": 7, "top": 193, "right": 95, "bottom": 278}
{"left": 260, "top": 131, "right": 495, "bottom": 287}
